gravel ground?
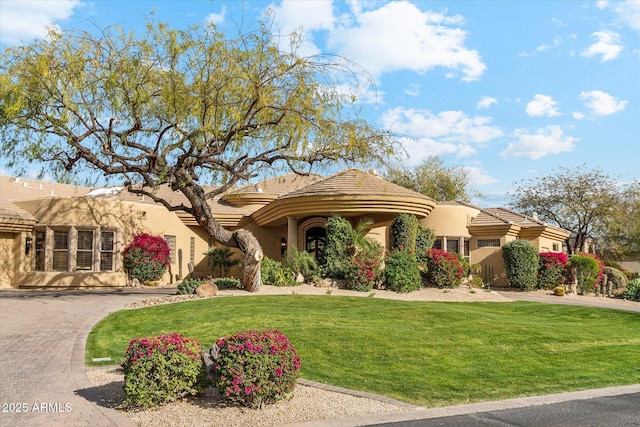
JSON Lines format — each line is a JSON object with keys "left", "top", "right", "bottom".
{"left": 89, "top": 283, "right": 637, "bottom": 426}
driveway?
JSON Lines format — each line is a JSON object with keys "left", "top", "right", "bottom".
{"left": 0, "top": 287, "right": 174, "bottom": 427}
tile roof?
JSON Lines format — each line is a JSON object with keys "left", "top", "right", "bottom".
{"left": 227, "top": 173, "right": 324, "bottom": 197}
{"left": 0, "top": 175, "right": 91, "bottom": 201}
{"left": 0, "top": 199, "right": 37, "bottom": 222}
{"left": 280, "top": 169, "right": 435, "bottom": 200}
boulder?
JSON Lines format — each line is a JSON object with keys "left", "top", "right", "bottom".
{"left": 315, "top": 278, "right": 333, "bottom": 288}
{"left": 195, "top": 282, "right": 218, "bottom": 297}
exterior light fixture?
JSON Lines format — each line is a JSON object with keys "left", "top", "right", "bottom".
{"left": 25, "top": 235, "right": 33, "bottom": 255}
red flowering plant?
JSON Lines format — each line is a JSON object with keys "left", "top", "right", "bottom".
{"left": 537, "top": 252, "right": 568, "bottom": 290}
{"left": 212, "top": 329, "right": 301, "bottom": 409}
{"left": 345, "top": 254, "right": 382, "bottom": 292}
{"left": 122, "top": 333, "right": 208, "bottom": 408}
{"left": 122, "top": 233, "right": 171, "bottom": 282}
{"left": 424, "top": 249, "right": 464, "bottom": 288}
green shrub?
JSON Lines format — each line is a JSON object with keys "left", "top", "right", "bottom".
{"left": 261, "top": 257, "right": 296, "bottom": 287}
{"left": 384, "top": 249, "right": 421, "bottom": 293}
{"left": 469, "top": 276, "right": 484, "bottom": 288}
{"left": 391, "top": 213, "right": 419, "bottom": 252}
{"left": 622, "top": 278, "right": 640, "bottom": 302}
{"left": 177, "top": 278, "right": 204, "bottom": 295}
{"left": 215, "top": 277, "right": 242, "bottom": 290}
{"left": 122, "top": 333, "right": 207, "bottom": 408}
{"left": 603, "top": 266, "right": 628, "bottom": 296}
{"left": 122, "top": 234, "right": 171, "bottom": 282}
{"left": 537, "top": 252, "right": 568, "bottom": 290}
{"left": 424, "top": 249, "right": 464, "bottom": 288}
{"left": 415, "top": 225, "right": 436, "bottom": 264}
{"left": 554, "top": 286, "right": 565, "bottom": 296}
{"left": 213, "top": 329, "right": 301, "bottom": 409}
{"left": 569, "top": 255, "right": 601, "bottom": 294}
{"left": 502, "top": 240, "right": 539, "bottom": 290}
{"left": 323, "top": 217, "right": 354, "bottom": 279}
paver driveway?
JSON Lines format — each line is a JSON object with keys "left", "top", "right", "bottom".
{"left": 0, "top": 288, "right": 174, "bottom": 427}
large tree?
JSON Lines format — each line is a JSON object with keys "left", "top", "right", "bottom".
{"left": 508, "top": 165, "right": 632, "bottom": 256}
{"left": 0, "top": 22, "right": 396, "bottom": 292}
{"left": 384, "top": 155, "right": 483, "bottom": 202}
{"left": 597, "top": 181, "right": 640, "bottom": 258}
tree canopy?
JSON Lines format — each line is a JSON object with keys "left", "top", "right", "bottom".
{"left": 384, "top": 155, "right": 483, "bottom": 202}
{"left": 508, "top": 165, "right": 638, "bottom": 257}
{"left": 0, "top": 21, "right": 398, "bottom": 291}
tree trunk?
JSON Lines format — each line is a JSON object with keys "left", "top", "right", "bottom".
{"left": 178, "top": 185, "right": 263, "bottom": 292}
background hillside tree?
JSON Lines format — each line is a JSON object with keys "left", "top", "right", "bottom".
{"left": 0, "top": 22, "right": 397, "bottom": 292}
{"left": 597, "top": 181, "right": 640, "bottom": 258}
{"left": 384, "top": 155, "right": 483, "bottom": 202}
{"left": 508, "top": 165, "right": 628, "bottom": 256}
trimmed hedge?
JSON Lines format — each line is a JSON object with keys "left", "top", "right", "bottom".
{"left": 502, "top": 240, "right": 539, "bottom": 290}
{"left": 384, "top": 249, "right": 421, "bottom": 293}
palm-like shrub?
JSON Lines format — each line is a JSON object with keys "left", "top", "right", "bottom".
{"left": 206, "top": 246, "right": 241, "bottom": 278}
{"left": 284, "top": 246, "right": 317, "bottom": 281}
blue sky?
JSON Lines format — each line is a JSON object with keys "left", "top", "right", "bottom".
{"left": 1, "top": 0, "right": 639, "bottom": 207}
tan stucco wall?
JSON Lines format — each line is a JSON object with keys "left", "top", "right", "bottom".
{"left": 421, "top": 204, "right": 479, "bottom": 237}
{"left": 13, "top": 197, "right": 213, "bottom": 287}
{"left": 0, "top": 232, "right": 18, "bottom": 288}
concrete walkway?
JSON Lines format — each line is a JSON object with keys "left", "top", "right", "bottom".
{"left": 0, "top": 287, "right": 638, "bottom": 427}
{"left": 0, "top": 288, "right": 174, "bottom": 427}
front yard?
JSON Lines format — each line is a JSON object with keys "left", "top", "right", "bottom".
{"left": 87, "top": 295, "right": 640, "bottom": 407}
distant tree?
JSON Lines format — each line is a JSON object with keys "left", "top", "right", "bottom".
{"left": 0, "top": 22, "right": 397, "bottom": 292}
{"left": 597, "top": 181, "right": 640, "bottom": 258}
{"left": 508, "top": 165, "right": 624, "bottom": 255}
{"left": 385, "top": 155, "right": 483, "bottom": 202}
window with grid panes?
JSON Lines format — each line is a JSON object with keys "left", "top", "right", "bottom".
{"left": 100, "top": 231, "right": 115, "bottom": 271}
{"left": 52, "top": 231, "right": 69, "bottom": 271}
{"left": 76, "top": 230, "right": 94, "bottom": 270}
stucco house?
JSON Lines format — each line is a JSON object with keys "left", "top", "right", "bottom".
{"left": 0, "top": 169, "right": 570, "bottom": 289}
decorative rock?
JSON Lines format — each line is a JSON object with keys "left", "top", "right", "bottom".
{"left": 195, "top": 282, "right": 218, "bottom": 297}
{"left": 315, "top": 278, "right": 333, "bottom": 288}
{"left": 127, "top": 278, "right": 141, "bottom": 287}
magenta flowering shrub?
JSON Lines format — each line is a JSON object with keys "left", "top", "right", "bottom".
{"left": 213, "top": 329, "right": 301, "bottom": 409}
{"left": 122, "top": 333, "right": 207, "bottom": 407}
{"left": 537, "top": 252, "right": 568, "bottom": 290}
{"left": 122, "top": 233, "right": 171, "bottom": 282}
{"left": 424, "top": 249, "right": 464, "bottom": 288}
{"left": 345, "top": 254, "right": 381, "bottom": 292}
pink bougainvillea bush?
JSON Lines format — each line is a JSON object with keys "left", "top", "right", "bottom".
{"left": 212, "top": 329, "right": 301, "bottom": 409}
{"left": 537, "top": 252, "right": 568, "bottom": 290}
{"left": 122, "top": 333, "right": 208, "bottom": 408}
{"left": 424, "top": 249, "right": 464, "bottom": 288}
{"left": 122, "top": 233, "right": 171, "bottom": 282}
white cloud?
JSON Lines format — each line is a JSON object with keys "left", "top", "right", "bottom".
{"left": 579, "top": 90, "right": 628, "bottom": 115}
{"left": 404, "top": 84, "right": 420, "bottom": 97}
{"left": 597, "top": 0, "right": 640, "bottom": 32}
{"left": 0, "top": 0, "right": 81, "bottom": 44}
{"left": 580, "top": 31, "right": 623, "bottom": 62}
{"left": 381, "top": 107, "right": 503, "bottom": 163}
{"left": 526, "top": 94, "right": 561, "bottom": 117}
{"left": 207, "top": 6, "right": 227, "bottom": 25}
{"left": 465, "top": 166, "right": 499, "bottom": 186}
{"left": 477, "top": 96, "right": 498, "bottom": 109}
{"left": 500, "top": 126, "right": 577, "bottom": 160}
{"left": 572, "top": 112, "right": 586, "bottom": 120}
{"left": 271, "top": 0, "right": 486, "bottom": 81}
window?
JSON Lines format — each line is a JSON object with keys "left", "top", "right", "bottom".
{"left": 446, "top": 239, "right": 459, "bottom": 254}
{"left": 100, "top": 231, "right": 115, "bottom": 271}
{"left": 464, "top": 240, "right": 470, "bottom": 258}
{"left": 34, "top": 230, "right": 46, "bottom": 271}
{"left": 52, "top": 231, "right": 69, "bottom": 271}
{"left": 433, "top": 239, "right": 442, "bottom": 250}
{"left": 478, "top": 239, "right": 501, "bottom": 248}
{"left": 32, "top": 227, "right": 117, "bottom": 273}
{"left": 165, "top": 235, "right": 176, "bottom": 265}
{"left": 552, "top": 243, "right": 559, "bottom": 251}
{"left": 76, "top": 230, "right": 94, "bottom": 270}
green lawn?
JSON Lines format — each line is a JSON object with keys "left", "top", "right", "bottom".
{"left": 86, "top": 295, "right": 640, "bottom": 407}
